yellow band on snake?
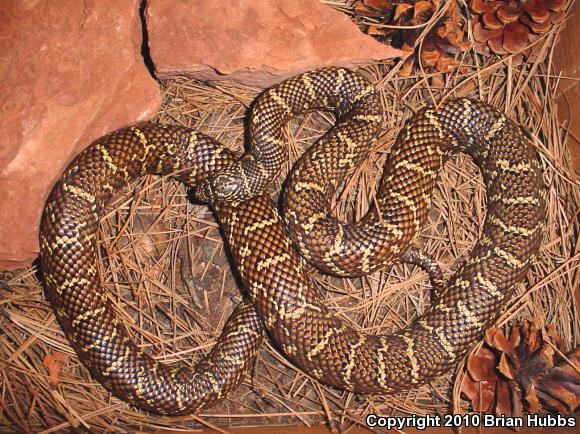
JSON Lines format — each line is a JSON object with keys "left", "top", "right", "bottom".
{"left": 40, "top": 68, "right": 546, "bottom": 414}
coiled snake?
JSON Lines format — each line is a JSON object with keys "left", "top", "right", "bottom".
{"left": 40, "top": 68, "right": 546, "bottom": 414}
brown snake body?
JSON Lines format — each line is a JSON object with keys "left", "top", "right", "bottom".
{"left": 40, "top": 68, "right": 547, "bottom": 413}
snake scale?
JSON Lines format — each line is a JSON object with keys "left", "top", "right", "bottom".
{"left": 40, "top": 67, "right": 547, "bottom": 414}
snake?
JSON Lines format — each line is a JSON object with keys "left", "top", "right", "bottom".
{"left": 39, "top": 67, "right": 547, "bottom": 414}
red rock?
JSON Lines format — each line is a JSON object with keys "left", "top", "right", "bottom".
{"left": 0, "top": 0, "right": 160, "bottom": 271}
{"left": 146, "top": 0, "right": 402, "bottom": 86}
{"left": 0, "top": 0, "right": 399, "bottom": 271}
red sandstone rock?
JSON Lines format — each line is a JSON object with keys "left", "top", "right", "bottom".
{"left": 0, "top": 0, "right": 160, "bottom": 271}
{"left": 0, "top": 0, "right": 399, "bottom": 271}
{"left": 146, "top": 0, "right": 402, "bottom": 86}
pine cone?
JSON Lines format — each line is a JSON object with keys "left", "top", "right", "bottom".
{"left": 352, "top": 1, "right": 471, "bottom": 76}
{"left": 461, "top": 321, "right": 579, "bottom": 421}
{"left": 471, "top": 0, "right": 567, "bottom": 63}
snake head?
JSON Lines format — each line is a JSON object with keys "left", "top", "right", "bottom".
{"left": 196, "top": 171, "right": 243, "bottom": 206}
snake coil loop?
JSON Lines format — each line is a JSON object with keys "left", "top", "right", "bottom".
{"left": 40, "top": 68, "right": 546, "bottom": 413}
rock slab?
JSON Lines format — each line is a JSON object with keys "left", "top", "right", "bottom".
{"left": 0, "top": 0, "right": 160, "bottom": 270}
{"left": 147, "top": 0, "right": 401, "bottom": 86}
{"left": 0, "top": 0, "right": 399, "bottom": 271}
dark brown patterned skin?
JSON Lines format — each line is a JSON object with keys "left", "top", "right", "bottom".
{"left": 196, "top": 68, "right": 382, "bottom": 206}
{"left": 40, "top": 67, "right": 547, "bottom": 413}
{"left": 39, "top": 69, "right": 383, "bottom": 414}
{"left": 39, "top": 126, "right": 265, "bottom": 415}
{"left": 214, "top": 96, "right": 547, "bottom": 393}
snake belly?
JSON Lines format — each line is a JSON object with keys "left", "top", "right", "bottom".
{"left": 210, "top": 84, "right": 547, "bottom": 391}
